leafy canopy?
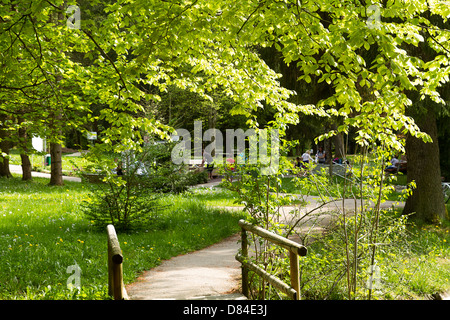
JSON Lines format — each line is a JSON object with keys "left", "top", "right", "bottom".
{"left": 1, "top": 0, "right": 450, "bottom": 152}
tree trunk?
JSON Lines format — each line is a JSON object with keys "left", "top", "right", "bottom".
{"left": 332, "top": 133, "right": 345, "bottom": 159}
{"left": 403, "top": 107, "right": 447, "bottom": 223}
{"left": 330, "top": 122, "right": 345, "bottom": 159}
{"left": 0, "top": 154, "right": 11, "bottom": 178}
{"left": 18, "top": 119, "right": 32, "bottom": 180}
{"left": 20, "top": 154, "right": 32, "bottom": 181}
{"left": 49, "top": 142, "right": 63, "bottom": 186}
{"left": 0, "top": 114, "right": 12, "bottom": 178}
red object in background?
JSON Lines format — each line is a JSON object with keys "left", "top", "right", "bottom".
{"left": 226, "top": 158, "right": 235, "bottom": 171}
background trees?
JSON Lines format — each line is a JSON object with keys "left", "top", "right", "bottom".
{"left": 1, "top": 0, "right": 449, "bottom": 222}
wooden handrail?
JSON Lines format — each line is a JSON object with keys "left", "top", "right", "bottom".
{"left": 236, "top": 253, "right": 298, "bottom": 300}
{"left": 238, "top": 220, "right": 307, "bottom": 256}
{"left": 237, "top": 219, "right": 307, "bottom": 300}
{"left": 107, "top": 224, "right": 127, "bottom": 300}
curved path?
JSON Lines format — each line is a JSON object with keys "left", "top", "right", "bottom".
{"left": 125, "top": 233, "right": 245, "bottom": 300}
{"left": 125, "top": 182, "right": 405, "bottom": 300}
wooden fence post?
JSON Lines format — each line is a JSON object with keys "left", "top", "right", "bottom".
{"left": 237, "top": 219, "right": 307, "bottom": 300}
{"left": 289, "top": 251, "right": 300, "bottom": 300}
{"left": 241, "top": 226, "right": 249, "bottom": 298}
{"left": 107, "top": 224, "right": 125, "bottom": 300}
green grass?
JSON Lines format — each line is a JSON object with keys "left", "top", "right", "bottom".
{"left": 185, "top": 187, "right": 243, "bottom": 207}
{"left": 368, "top": 217, "right": 450, "bottom": 300}
{"left": 299, "top": 210, "right": 449, "bottom": 300}
{"left": 0, "top": 176, "right": 244, "bottom": 299}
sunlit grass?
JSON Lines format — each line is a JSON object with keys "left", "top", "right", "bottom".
{"left": 184, "top": 187, "right": 243, "bottom": 207}
{"left": 0, "top": 176, "right": 244, "bottom": 299}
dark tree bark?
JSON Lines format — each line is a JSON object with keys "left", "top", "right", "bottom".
{"left": 403, "top": 105, "right": 447, "bottom": 223}
{"left": 331, "top": 121, "right": 345, "bottom": 159}
{"left": 49, "top": 142, "right": 63, "bottom": 186}
{"left": 18, "top": 119, "right": 32, "bottom": 180}
{"left": 0, "top": 113, "right": 12, "bottom": 178}
{"left": 401, "top": 13, "right": 449, "bottom": 223}
{"left": 20, "top": 153, "right": 32, "bottom": 181}
{"left": 0, "top": 152, "right": 12, "bottom": 178}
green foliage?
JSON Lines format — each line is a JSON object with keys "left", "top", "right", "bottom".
{"left": 138, "top": 142, "right": 200, "bottom": 194}
{"left": 2, "top": 0, "right": 450, "bottom": 300}
{"left": 82, "top": 180, "right": 163, "bottom": 231}
{"left": 224, "top": 136, "right": 448, "bottom": 299}
{"left": 2, "top": 0, "right": 450, "bottom": 161}
{"left": 81, "top": 142, "right": 198, "bottom": 230}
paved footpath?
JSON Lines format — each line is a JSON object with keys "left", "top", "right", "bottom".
{"left": 9, "top": 164, "right": 81, "bottom": 182}
{"left": 126, "top": 233, "right": 245, "bottom": 300}
{"left": 125, "top": 180, "right": 407, "bottom": 300}
{"left": 127, "top": 178, "right": 246, "bottom": 300}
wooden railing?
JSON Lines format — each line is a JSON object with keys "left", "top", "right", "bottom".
{"left": 107, "top": 224, "right": 128, "bottom": 300}
{"left": 236, "top": 219, "right": 307, "bottom": 300}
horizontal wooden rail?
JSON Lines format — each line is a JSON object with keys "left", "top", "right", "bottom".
{"left": 238, "top": 220, "right": 307, "bottom": 256}
{"left": 236, "top": 253, "right": 298, "bottom": 300}
{"left": 237, "top": 219, "right": 307, "bottom": 300}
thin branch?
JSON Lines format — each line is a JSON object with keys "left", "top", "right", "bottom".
{"left": 82, "top": 30, "right": 128, "bottom": 92}
{"left": 0, "top": 80, "right": 47, "bottom": 91}
{"left": 286, "top": 197, "right": 344, "bottom": 236}
{"left": 11, "top": 29, "right": 59, "bottom": 100}
{"left": 28, "top": 14, "right": 43, "bottom": 63}
{"left": 0, "top": 107, "right": 26, "bottom": 115}
{"left": 426, "top": 29, "right": 450, "bottom": 55}
{"left": 237, "top": 1, "right": 266, "bottom": 35}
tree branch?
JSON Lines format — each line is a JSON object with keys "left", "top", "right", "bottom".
{"left": 0, "top": 80, "right": 48, "bottom": 91}
{"left": 237, "top": 1, "right": 266, "bottom": 35}
{"left": 82, "top": 30, "right": 128, "bottom": 92}
{"left": 426, "top": 28, "right": 450, "bottom": 55}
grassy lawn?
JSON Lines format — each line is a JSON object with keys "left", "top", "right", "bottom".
{"left": 386, "top": 216, "right": 450, "bottom": 299}
{"left": 1, "top": 159, "right": 448, "bottom": 300}
{"left": 0, "top": 175, "right": 244, "bottom": 299}
{"left": 186, "top": 187, "right": 243, "bottom": 207}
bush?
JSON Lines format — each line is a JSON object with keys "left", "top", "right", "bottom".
{"left": 82, "top": 142, "right": 192, "bottom": 230}
{"left": 137, "top": 142, "right": 190, "bottom": 193}
{"left": 82, "top": 177, "right": 163, "bottom": 231}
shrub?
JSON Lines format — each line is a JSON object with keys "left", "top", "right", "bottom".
{"left": 82, "top": 142, "right": 192, "bottom": 230}
{"left": 81, "top": 168, "right": 165, "bottom": 231}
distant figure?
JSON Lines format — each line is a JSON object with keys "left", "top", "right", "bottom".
{"left": 316, "top": 147, "right": 326, "bottom": 164}
{"left": 332, "top": 156, "right": 343, "bottom": 164}
{"left": 293, "top": 157, "right": 301, "bottom": 168}
{"left": 226, "top": 158, "right": 235, "bottom": 171}
{"left": 385, "top": 155, "right": 399, "bottom": 173}
{"left": 202, "top": 149, "right": 214, "bottom": 179}
{"left": 302, "top": 150, "right": 313, "bottom": 164}
{"left": 117, "top": 163, "right": 123, "bottom": 175}
{"left": 115, "top": 158, "right": 124, "bottom": 176}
